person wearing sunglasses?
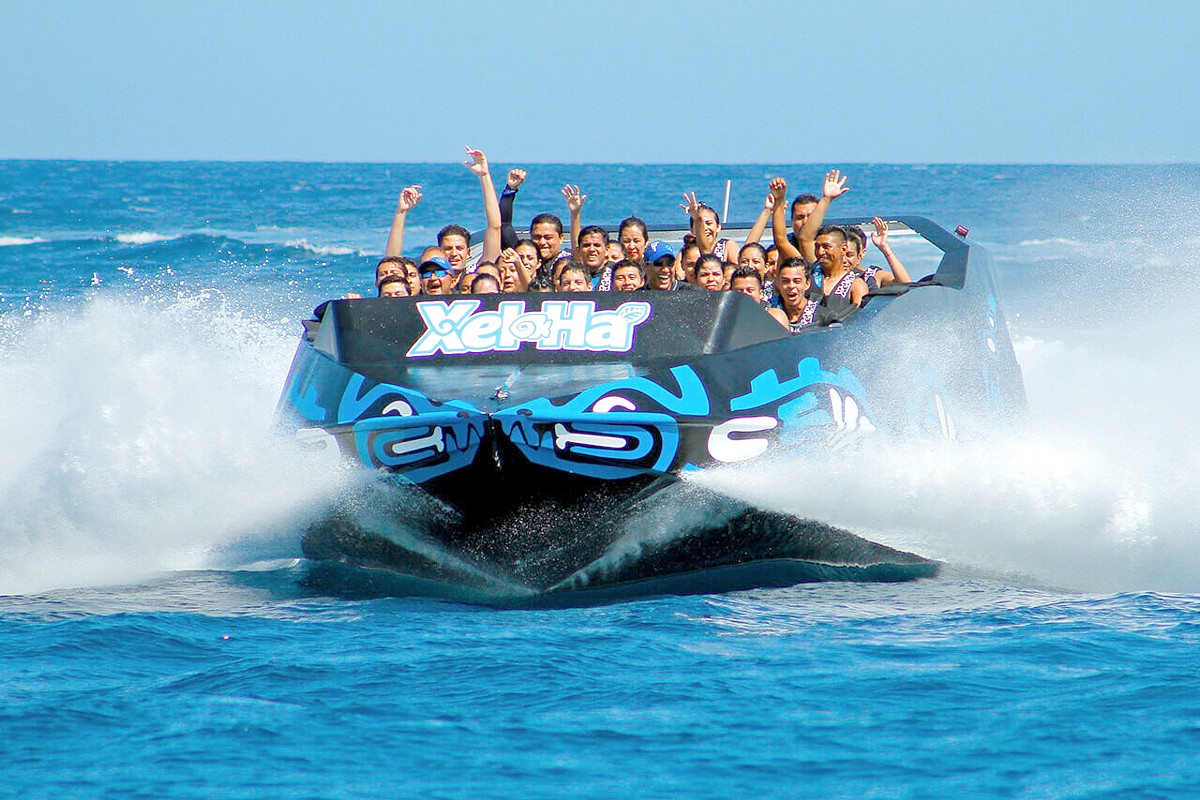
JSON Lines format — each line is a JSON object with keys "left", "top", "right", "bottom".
{"left": 418, "top": 255, "right": 454, "bottom": 296}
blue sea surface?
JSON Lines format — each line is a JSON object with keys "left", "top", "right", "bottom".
{"left": 2, "top": 161, "right": 1200, "bottom": 798}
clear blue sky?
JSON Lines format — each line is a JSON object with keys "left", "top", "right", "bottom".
{"left": 2, "top": 0, "right": 1196, "bottom": 163}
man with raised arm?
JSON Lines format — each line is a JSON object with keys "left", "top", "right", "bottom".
{"left": 455, "top": 146, "right": 502, "bottom": 274}
{"left": 499, "top": 168, "right": 526, "bottom": 250}
{"left": 843, "top": 217, "right": 912, "bottom": 288}
{"left": 383, "top": 184, "right": 422, "bottom": 259}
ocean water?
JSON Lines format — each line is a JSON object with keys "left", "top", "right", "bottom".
{"left": 2, "top": 160, "right": 1200, "bottom": 798}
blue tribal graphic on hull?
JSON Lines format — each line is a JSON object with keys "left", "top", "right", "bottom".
{"left": 494, "top": 366, "right": 710, "bottom": 480}
{"left": 731, "top": 356, "right": 879, "bottom": 441}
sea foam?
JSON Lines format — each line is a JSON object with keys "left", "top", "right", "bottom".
{"left": 0, "top": 292, "right": 350, "bottom": 595}
{"left": 115, "top": 232, "right": 176, "bottom": 245}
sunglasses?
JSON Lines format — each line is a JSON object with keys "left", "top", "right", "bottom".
{"left": 420, "top": 267, "right": 450, "bottom": 278}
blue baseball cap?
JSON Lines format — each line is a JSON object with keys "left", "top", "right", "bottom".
{"left": 644, "top": 240, "right": 675, "bottom": 263}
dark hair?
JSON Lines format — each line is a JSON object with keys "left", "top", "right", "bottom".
{"left": 693, "top": 253, "right": 724, "bottom": 276}
{"left": 578, "top": 225, "right": 609, "bottom": 244}
{"left": 739, "top": 242, "right": 768, "bottom": 264}
{"left": 376, "top": 255, "right": 411, "bottom": 286}
{"left": 843, "top": 225, "right": 866, "bottom": 253}
{"left": 816, "top": 224, "right": 848, "bottom": 245}
{"left": 778, "top": 257, "right": 812, "bottom": 281}
{"left": 515, "top": 238, "right": 537, "bottom": 251}
{"left": 530, "top": 213, "right": 563, "bottom": 234}
{"left": 377, "top": 275, "right": 408, "bottom": 296}
{"left": 557, "top": 262, "right": 590, "bottom": 284}
{"left": 438, "top": 224, "right": 471, "bottom": 247}
{"left": 618, "top": 217, "right": 648, "bottom": 241}
{"left": 729, "top": 266, "right": 763, "bottom": 288}
{"left": 470, "top": 274, "right": 501, "bottom": 294}
{"left": 691, "top": 203, "right": 720, "bottom": 226}
{"left": 791, "top": 193, "right": 819, "bottom": 215}
{"left": 612, "top": 258, "right": 645, "bottom": 280}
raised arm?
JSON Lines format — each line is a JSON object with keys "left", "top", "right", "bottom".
{"left": 870, "top": 217, "right": 912, "bottom": 284}
{"left": 384, "top": 184, "right": 422, "bottom": 258}
{"left": 562, "top": 184, "right": 586, "bottom": 252}
{"left": 799, "top": 169, "right": 849, "bottom": 263}
{"left": 744, "top": 190, "right": 776, "bottom": 246}
{"left": 769, "top": 178, "right": 802, "bottom": 260}
{"left": 680, "top": 192, "right": 716, "bottom": 254}
{"left": 465, "top": 146, "right": 501, "bottom": 266}
{"left": 500, "top": 168, "right": 524, "bottom": 250}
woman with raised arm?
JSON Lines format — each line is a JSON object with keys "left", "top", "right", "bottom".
{"left": 383, "top": 184, "right": 422, "bottom": 258}
{"left": 498, "top": 247, "right": 534, "bottom": 293}
{"left": 463, "top": 146, "right": 502, "bottom": 270}
{"left": 681, "top": 192, "right": 740, "bottom": 264}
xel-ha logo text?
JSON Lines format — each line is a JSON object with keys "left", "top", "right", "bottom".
{"left": 406, "top": 299, "right": 653, "bottom": 357}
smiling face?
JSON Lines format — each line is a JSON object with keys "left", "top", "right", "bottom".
{"left": 606, "top": 242, "right": 624, "bottom": 263}
{"left": 649, "top": 258, "right": 676, "bottom": 289}
{"left": 691, "top": 207, "right": 721, "bottom": 241}
{"left": 776, "top": 264, "right": 810, "bottom": 311}
{"left": 814, "top": 233, "right": 846, "bottom": 269}
{"left": 530, "top": 223, "right": 563, "bottom": 262}
{"left": 612, "top": 263, "right": 644, "bottom": 291}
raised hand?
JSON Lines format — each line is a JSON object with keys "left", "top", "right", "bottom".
{"left": 679, "top": 191, "right": 703, "bottom": 219}
{"left": 562, "top": 184, "right": 586, "bottom": 214}
{"left": 396, "top": 184, "right": 422, "bottom": 213}
{"left": 507, "top": 168, "right": 526, "bottom": 190}
{"left": 499, "top": 247, "right": 520, "bottom": 268}
{"left": 763, "top": 192, "right": 776, "bottom": 213}
{"left": 769, "top": 177, "right": 788, "bottom": 205}
{"left": 823, "top": 169, "right": 849, "bottom": 199}
{"left": 871, "top": 217, "right": 890, "bottom": 250}
{"left": 464, "top": 145, "right": 490, "bottom": 177}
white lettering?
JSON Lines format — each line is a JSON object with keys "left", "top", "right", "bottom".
{"left": 406, "top": 300, "right": 653, "bottom": 357}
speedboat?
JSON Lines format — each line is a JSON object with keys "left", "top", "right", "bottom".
{"left": 276, "top": 216, "right": 1026, "bottom": 602}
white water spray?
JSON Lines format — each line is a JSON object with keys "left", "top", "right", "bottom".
{"left": 0, "top": 291, "right": 350, "bottom": 594}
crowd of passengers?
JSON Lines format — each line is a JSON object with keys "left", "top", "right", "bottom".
{"left": 368, "top": 147, "right": 911, "bottom": 333}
